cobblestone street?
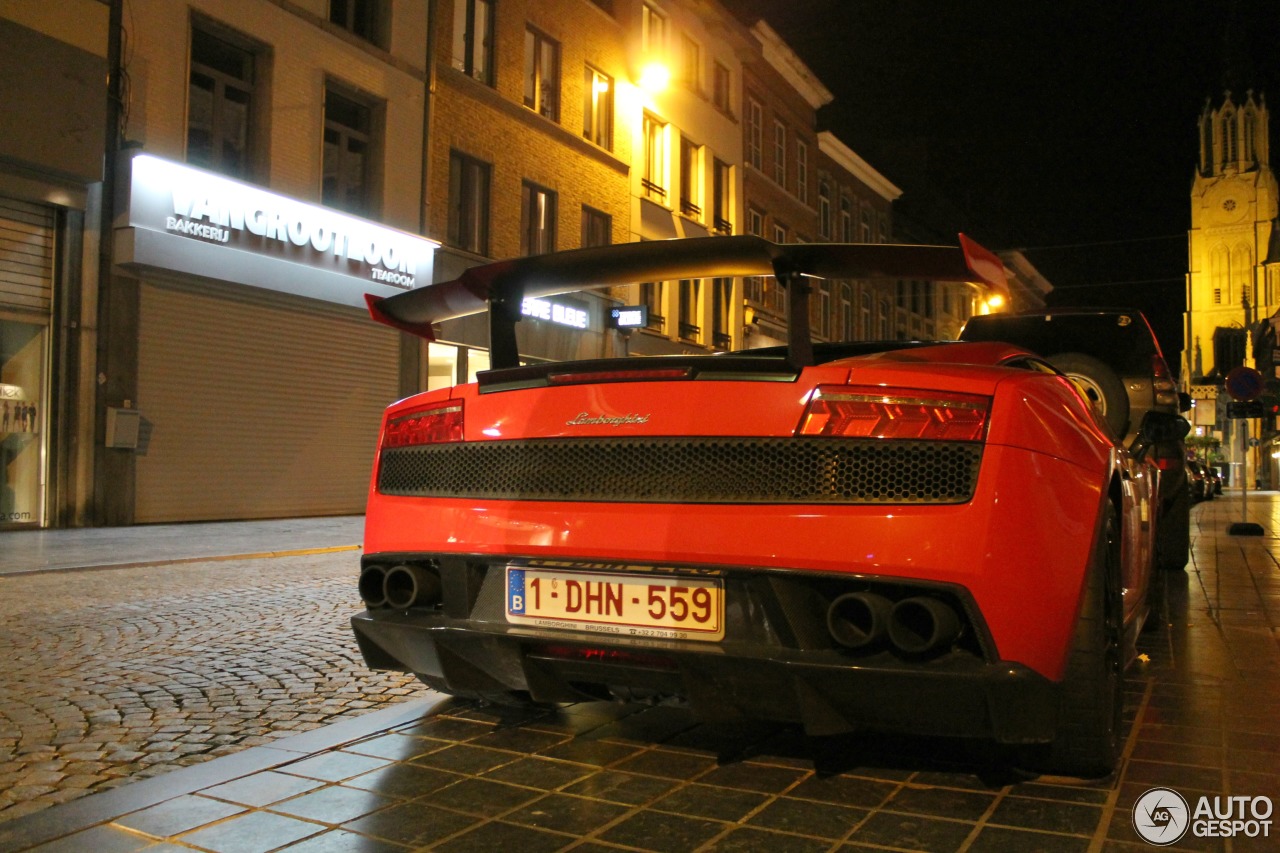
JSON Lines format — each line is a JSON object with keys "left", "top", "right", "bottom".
{"left": 0, "top": 552, "right": 431, "bottom": 823}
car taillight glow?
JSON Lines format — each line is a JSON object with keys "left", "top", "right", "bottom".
{"left": 547, "top": 367, "right": 692, "bottom": 385}
{"left": 382, "top": 402, "right": 464, "bottom": 447}
{"left": 798, "top": 386, "right": 990, "bottom": 441}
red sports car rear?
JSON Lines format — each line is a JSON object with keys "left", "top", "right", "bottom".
{"left": 351, "top": 236, "right": 1166, "bottom": 777}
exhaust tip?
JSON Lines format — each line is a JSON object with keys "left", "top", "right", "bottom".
{"left": 888, "top": 596, "right": 961, "bottom": 656}
{"left": 384, "top": 563, "right": 443, "bottom": 610}
{"left": 358, "top": 566, "right": 388, "bottom": 608}
{"left": 827, "top": 592, "right": 892, "bottom": 649}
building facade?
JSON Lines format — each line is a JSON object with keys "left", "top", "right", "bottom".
{"left": 1, "top": 0, "right": 1009, "bottom": 529}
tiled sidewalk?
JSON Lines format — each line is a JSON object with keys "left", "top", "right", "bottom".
{"left": 1, "top": 494, "right": 1278, "bottom": 852}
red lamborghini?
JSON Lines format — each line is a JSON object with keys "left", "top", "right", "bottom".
{"left": 351, "top": 236, "right": 1181, "bottom": 776}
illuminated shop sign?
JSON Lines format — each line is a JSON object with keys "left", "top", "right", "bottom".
{"left": 116, "top": 153, "right": 438, "bottom": 308}
{"left": 521, "top": 296, "right": 590, "bottom": 330}
{"left": 609, "top": 305, "right": 648, "bottom": 329}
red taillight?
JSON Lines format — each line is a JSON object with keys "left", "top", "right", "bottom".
{"left": 382, "top": 402, "right": 464, "bottom": 447}
{"left": 531, "top": 644, "right": 677, "bottom": 670}
{"left": 798, "top": 386, "right": 990, "bottom": 441}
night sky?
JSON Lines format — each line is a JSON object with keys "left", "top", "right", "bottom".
{"left": 729, "top": 0, "right": 1280, "bottom": 367}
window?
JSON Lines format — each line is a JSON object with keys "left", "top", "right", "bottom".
{"left": 712, "top": 277, "right": 732, "bottom": 348}
{"left": 818, "top": 284, "right": 831, "bottom": 337}
{"left": 452, "top": 0, "right": 494, "bottom": 85}
{"left": 641, "top": 281, "right": 665, "bottom": 330}
{"left": 712, "top": 61, "right": 731, "bottom": 114}
{"left": 840, "top": 286, "right": 853, "bottom": 340}
{"left": 520, "top": 181, "right": 557, "bottom": 256}
{"left": 581, "top": 205, "right": 611, "bottom": 247}
{"left": 448, "top": 150, "right": 490, "bottom": 255}
{"left": 524, "top": 26, "right": 560, "bottom": 120}
{"left": 583, "top": 66, "right": 613, "bottom": 149}
{"left": 878, "top": 298, "right": 891, "bottom": 338}
{"left": 746, "top": 98, "right": 762, "bottom": 170}
{"left": 329, "top": 0, "right": 382, "bottom": 45}
{"left": 681, "top": 35, "right": 701, "bottom": 91}
{"left": 323, "top": 86, "right": 374, "bottom": 216}
{"left": 818, "top": 179, "right": 831, "bottom": 238}
{"left": 679, "top": 136, "right": 702, "bottom": 218}
{"left": 773, "top": 121, "right": 787, "bottom": 186}
{"left": 678, "top": 278, "right": 701, "bottom": 341}
{"left": 588, "top": 0, "right": 613, "bottom": 13}
{"left": 840, "top": 197, "right": 853, "bottom": 242}
{"left": 744, "top": 208, "right": 765, "bottom": 303}
{"left": 860, "top": 208, "right": 872, "bottom": 242}
{"left": 641, "top": 3, "right": 666, "bottom": 54}
{"left": 642, "top": 113, "right": 667, "bottom": 201}
{"left": 796, "top": 141, "right": 808, "bottom": 204}
{"left": 773, "top": 223, "right": 786, "bottom": 243}
{"left": 188, "top": 26, "right": 257, "bottom": 178}
{"left": 860, "top": 292, "right": 871, "bottom": 338}
{"left": 712, "top": 159, "right": 731, "bottom": 234}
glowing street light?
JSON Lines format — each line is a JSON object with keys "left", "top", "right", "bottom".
{"left": 638, "top": 61, "right": 670, "bottom": 93}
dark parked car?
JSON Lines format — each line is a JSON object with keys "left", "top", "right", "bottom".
{"left": 959, "top": 309, "right": 1191, "bottom": 571}
{"left": 1186, "top": 459, "right": 1210, "bottom": 502}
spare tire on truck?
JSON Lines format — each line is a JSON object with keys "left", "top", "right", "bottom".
{"left": 1048, "top": 352, "right": 1130, "bottom": 438}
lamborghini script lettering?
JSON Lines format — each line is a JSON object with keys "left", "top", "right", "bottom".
{"left": 566, "top": 413, "right": 651, "bottom": 426}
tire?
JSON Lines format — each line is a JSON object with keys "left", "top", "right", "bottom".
{"left": 1156, "top": 488, "right": 1190, "bottom": 572}
{"left": 1047, "top": 352, "right": 1131, "bottom": 438}
{"left": 1044, "top": 504, "right": 1124, "bottom": 778}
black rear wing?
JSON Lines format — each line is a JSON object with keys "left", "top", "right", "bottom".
{"left": 366, "top": 234, "right": 1007, "bottom": 370}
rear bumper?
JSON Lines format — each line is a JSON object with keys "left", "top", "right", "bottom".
{"left": 350, "top": 556, "right": 1061, "bottom": 744}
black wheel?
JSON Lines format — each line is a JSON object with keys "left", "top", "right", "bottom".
{"left": 1048, "top": 352, "right": 1131, "bottom": 437}
{"left": 1044, "top": 503, "right": 1124, "bottom": 777}
{"left": 1156, "top": 488, "right": 1190, "bottom": 572}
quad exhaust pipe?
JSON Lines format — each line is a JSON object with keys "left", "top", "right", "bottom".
{"left": 825, "top": 593, "right": 961, "bottom": 656}
{"left": 360, "top": 564, "right": 443, "bottom": 609}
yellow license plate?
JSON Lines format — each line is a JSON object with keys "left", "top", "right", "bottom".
{"left": 505, "top": 567, "right": 724, "bottom": 642}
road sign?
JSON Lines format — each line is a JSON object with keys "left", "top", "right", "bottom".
{"left": 1225, "top": 365, "right": 1265, "bottom": 401}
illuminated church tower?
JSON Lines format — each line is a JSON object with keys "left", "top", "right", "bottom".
{"left": 1185, "top": 90, "right": 1278, "bottom": 385}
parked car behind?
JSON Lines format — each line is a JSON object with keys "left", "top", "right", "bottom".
{"left": 958, "top": 309, "right": 1191, "bottom": 571}
{"left": 1186, "top": 459, "right": 1209, "bottom": 502}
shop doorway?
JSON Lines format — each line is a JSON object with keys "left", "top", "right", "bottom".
{"left": 0, "top": 317, "right": 47, "bottom": 527}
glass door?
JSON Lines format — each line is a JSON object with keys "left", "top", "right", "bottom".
{"left": 1, "top": 317, "right": 47, "bottom": 527}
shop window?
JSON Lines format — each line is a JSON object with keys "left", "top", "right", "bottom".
{"left": 642, "top": 113, "right": 667, "bottom": 202}
{"left": 452, "top": 0, "right": 494, "bottom": 85}
{"left": 329, "top": 0, "right": 384, "bottom": 46}
{"left": 323, "top": 86, "right": 377, "bottom": 217}
{"left": 712, "top": 61, "right": 731, "bottom": 115}
{"left": 581, "top": 205, "right": 611, "bottom": 248}
{"left": 448, "top": 150, "right": 490, "bottom": 255}
{"left": 521, "top": 181, "right": 557, "bottom": 256}
{"left": 712, "top": 159, "right": 732, "bottom": 234}
{"left": 679, "top": 136, "right": 702, "bottom": 219}
{"left": 466, "top": 348, "right": 491, "bottom": 383}
{"left": 0, "top": 319, "right": 46, "bottom": 527}
{"left": 524, "top": 26, "right": 560, "bottom": 121}
{"left": 583, "top": 66, "right": 613, "bottom": 150}
{"left": 187, "top": 25, "right": 260, "bottom": 179}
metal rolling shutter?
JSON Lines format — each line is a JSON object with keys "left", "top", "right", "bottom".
{"left": 136, "top": 279, "right": 400, "bottom": 522}
{"left": 0, "top": 198, "right": 54, "bottom": 313}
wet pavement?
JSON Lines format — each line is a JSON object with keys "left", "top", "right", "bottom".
{"left": 1, "top": 495, "right": 1279, "bottom": 852}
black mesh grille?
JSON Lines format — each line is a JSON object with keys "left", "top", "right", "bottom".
{"left": 377, "top": 438, "right": 981, "bottom": 504}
